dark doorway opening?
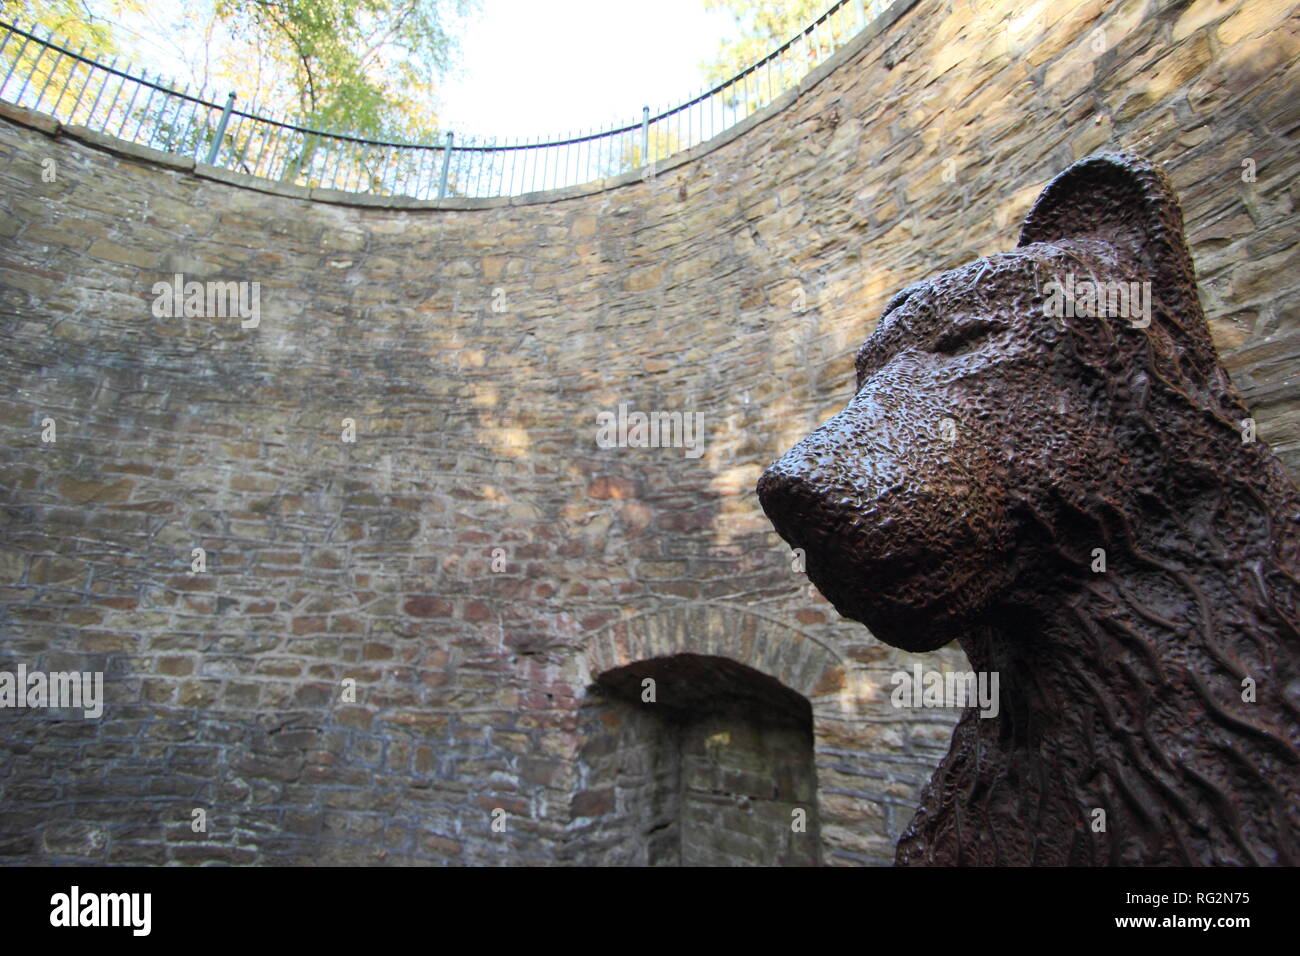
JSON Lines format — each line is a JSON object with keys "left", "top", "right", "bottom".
{"left": 574, "top": 653, "right": 821, "bottom": 866}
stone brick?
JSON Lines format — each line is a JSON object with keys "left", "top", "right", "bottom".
{"left": 0, "top": 0, "right": 1293, "bottom": 870}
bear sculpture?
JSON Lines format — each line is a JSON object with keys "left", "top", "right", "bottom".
{"left": 757, "top": 153, "right": 1300, "bottom": 865}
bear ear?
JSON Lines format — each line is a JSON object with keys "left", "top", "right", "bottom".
{"left": 1017, "top": 152, "right": 1191, "bottom": 280}
{"left": 1018, "top": 151, "right": 1214, "bottom": 365}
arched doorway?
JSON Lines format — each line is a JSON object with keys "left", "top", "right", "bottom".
{"left": 575, "top": 653, "right": 821, "bottom": 866}
{"left": 567, "top": 602, "right": 930, "bottom": 867}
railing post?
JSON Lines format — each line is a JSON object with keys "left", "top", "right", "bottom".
{"left": 438, "top": 131, "right": 454, "bottom": 198}
{"left": 855, "top": 0, "right": 867, "bottom": 32}
{"left": 204, "top": 91, "right": 236, "bottom": 166}
{"left": 641, "top": 105, "right": 650, "bottom": 167}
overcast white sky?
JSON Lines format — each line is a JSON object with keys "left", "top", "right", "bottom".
{"left": 437, "top": 0, "right": 738, "bottom": 138}
{"left": 82, "top": 0, "right": 744, "bottom": 141}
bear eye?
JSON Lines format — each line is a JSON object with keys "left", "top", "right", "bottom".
{"left": 931, "top": 319, "right": 1005, "bottom": 357}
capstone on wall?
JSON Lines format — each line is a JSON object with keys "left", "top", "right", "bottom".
{"left": 0, "top": 0, "right": 1296, "bottom": 865}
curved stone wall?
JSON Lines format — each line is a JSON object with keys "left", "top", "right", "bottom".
{"left": 0, "top": 0, "right": 1296, "bottom": 865}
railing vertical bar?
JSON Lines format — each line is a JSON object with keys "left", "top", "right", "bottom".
{"left": 379, "top": 142, "right": 389, "bottom": 194}
{"left": 340, "top": 136, "right": 356, "bottom": 190}
{"left": 410, "top": 145, "right": 420, "bottom": 196}
{"left": 34, "top": 41, "right": 75, "bottom": 113}
{"left": 324, "top": 133, "right": 343, "bottom": 189}
{"left": 233, "top": 108, "right": 255, "bottom": 170}
{"left": 115, "top": 68, "right": 144, "bottom": 136}
{"left": 504, "top": 135, "right": 515, "bottom": 196}
{"left": 353, "top": 142, "right": 366, "bottom": 193}
{"left": 521, "top": 135, "right": 531, "bottom": 196}
{"left": 287, "top": 129, "right": 314, "bottom": 183}
{"left": 471, "top": 136, "right": 482, "bottom": 197}
{"left": 67, "top": 54, "right": 94, "bottom": 123}
{"left": 517, "top": 135, "right": 527, "bottom": 195}
{"left": 336, "top": 138, "right": 349, "bottom": 191}
{"left": 505, "top": 137, "right": 515, "bottom": 196}
{"left": 13, "top": 26, "right": 52, "bottom": 103}
{"left": 259, "top": 110, "right": 285, "bottom": 177}
{"left": 361, "top": 142, "right": 374, "bottom": 193}
{"left": 130, "top": 70, "right": 159, "bottom": 141}
{"left": 179, "top": 93, "right": 207, "bottom": 157}
{"left": 335, "top": 135, "right": 350, "bottom": 191}
{"left": 349, "top": 138, "right": 361, "bottom": 191}
{"left": 351, "top": 140, "right": 364, "bottom": 192}
{"left": 83, "top": 55, "right": 116, "bottom": 127}
{"left": 101, "top": 62, "right": 131, "bottom": 134}
{"left": 574, "top": 132, "right": 582, "bottom": 188}
{"left": 503, "top": 136, "right": 513, "bottom": 196}
{"left": 453, "top": 136, "right": 467, "bottom": 195}
{"left": 45, "top": 41, "right": 77, "bottom": 117}
{"left": 316, "top": 130, "right": 333, "bottom": 186}
{"left": 470, "top": 135, "right": 484, "bottom": 197}
{"left": 322, "top": 133, "right": 339, "bottom": 187}
{"left": 240, "top": 105, "right": 262, "bottom": 173}
{"left": 418, "top": 143, "right": 433, "bottom": 199}
{"left": 0, "top": 26, "right": 33, "bottom": 92}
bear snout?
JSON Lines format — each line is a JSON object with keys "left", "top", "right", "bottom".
{"left": 757, "top": 398, "right": 1011, "bottom": 651}
{"left": 756, "top": 430, "right": 897, "bottom": 600}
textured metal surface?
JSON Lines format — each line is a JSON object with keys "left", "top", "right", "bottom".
{"left": 757, "top": 152, "right": 1300, "bottom": 865}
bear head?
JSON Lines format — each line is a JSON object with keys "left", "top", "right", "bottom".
{"left": 756, "top": 152, "right": 1248, "bottom": 652}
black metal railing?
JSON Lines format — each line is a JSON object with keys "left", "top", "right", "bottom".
{"left": 0, "top": 1, "right": 891, "bottom": 199}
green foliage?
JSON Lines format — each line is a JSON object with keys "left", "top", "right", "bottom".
{"left": 212, "top": 0, "right": 474, "bottom": 140}
{"left": 1, "top": 1, "right": 144, "bottom": 123}
{"left": 701, "top": 0, "right": 877, "bottom": 114}
{"left": 4, "top": 0, "right": 474, "bottom": 143}
{"left": 5, "top": 0, "right": 138, "bottom": 56}
{"left": 700, "top": 0, "right": 829, "bottom": 87}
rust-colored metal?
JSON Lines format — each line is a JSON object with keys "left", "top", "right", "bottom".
{"left": 757, "top": 153, "right": 1300, "bottom": 865}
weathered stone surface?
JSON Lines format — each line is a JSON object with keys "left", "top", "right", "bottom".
{"left": 0, "top": 0, "right": 1295, "bottom": 866}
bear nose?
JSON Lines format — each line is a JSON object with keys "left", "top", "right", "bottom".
{"left": 756, "top": 451, "right": 832, "bottom": 554}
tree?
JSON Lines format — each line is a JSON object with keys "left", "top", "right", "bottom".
{"left": 5, "top": 0, "right": 137, "bottom": 56}
{"left": 4, "top": 0, "right": 474, "bottom": 143}
{"left": 211, "top": 0, "right": 475, "bottom": 142}
{"left": 701, "top": 0, "right": 872, "bottom": 114}
{"left": 1, "top": 2, "right": 142, "bottom": 123}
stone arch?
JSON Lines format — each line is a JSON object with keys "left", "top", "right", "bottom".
{"left": 580, "top": 601, "right": 847, "bottom": 707}
{"left": 574, "top": 602, "right": 929, "bottom": 865}
{"left": 573, "top": 602, "right": 843, "bottom": 867}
